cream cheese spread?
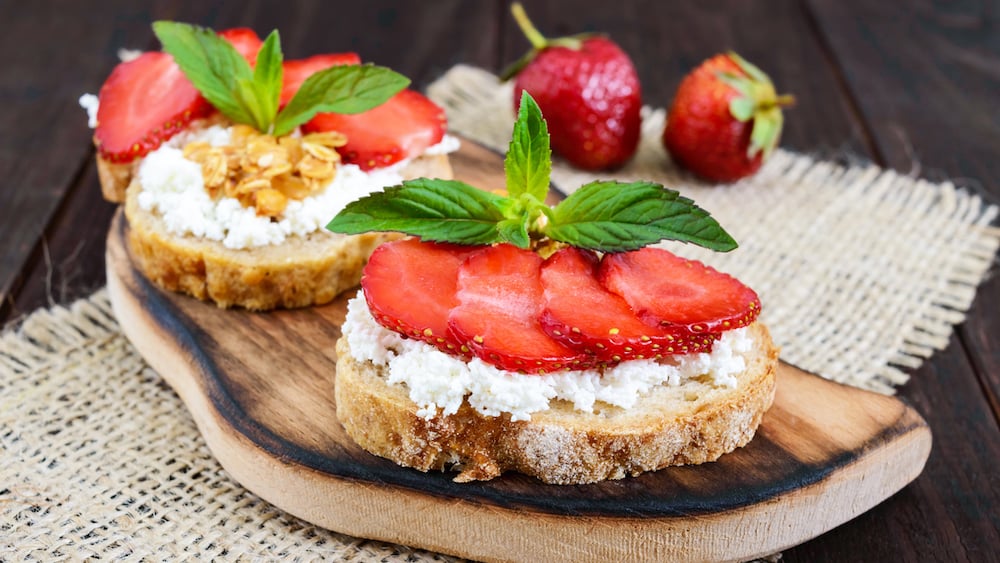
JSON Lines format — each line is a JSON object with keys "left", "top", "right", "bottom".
{"left": 342, "top": 294, "right": 753, "bottom": 422}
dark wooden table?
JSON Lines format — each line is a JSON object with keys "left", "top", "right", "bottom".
{"left": 2, "top": 1, "right": 998, "bottom": 560}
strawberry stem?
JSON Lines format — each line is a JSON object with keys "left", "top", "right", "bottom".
{"left": 774, "top": 94, "right": 796, "bottom": 108}
{"left": 511, "top": 3, "right": 548, "bottom": 50}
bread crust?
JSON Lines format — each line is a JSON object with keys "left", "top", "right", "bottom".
{"left": 96, "top": 156, "right": 136, "bottom": 203}
{"left": 335, "top": 322, "right": 779, "bottom": 484}
{"left": 121, "top": 153, "right": 452, "bottom": 310}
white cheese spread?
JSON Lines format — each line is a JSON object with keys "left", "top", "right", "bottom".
{"left": 131, "top": 125, "right": 459, "bottom": 249}
{"left": 342, "top": 295, "right": 753, "bottom": 422}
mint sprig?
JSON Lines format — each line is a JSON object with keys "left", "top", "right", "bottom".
{"left": 327, "top": 91, "right": 737, "bottom": 253}
{"left": 152, "top": 21, "right": 409, "bottom": 136}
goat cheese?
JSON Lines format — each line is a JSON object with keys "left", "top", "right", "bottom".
{"left": 342, "top": 295, "right": 752, "bottom": 422}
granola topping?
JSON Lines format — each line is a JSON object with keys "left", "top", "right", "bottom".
{"left": 181, "top": 125, "right": 347, "bottom": 218}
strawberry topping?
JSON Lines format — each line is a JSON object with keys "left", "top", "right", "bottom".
{"left": 448, "top": 244, "right": 591, "bottom": 373}
{"left": 540, "top": 248, "right": 718, "bottom": 363}
{"left": 94, "top": 51, "right": 212, "bottom": 163}
{"left": 599, "top": 247, "right": 761, "bottom": 334}
{"left": 280, "top": 53, "right": 362, "bottom": 106}
{"left": 218, "top": 28, "right": 263, "bottom": 64}
{"left": 362, "top": 238, "right": 477, "bottom": 354}
{"left": 304, "top": 89, "right": 447, "bottom": 170}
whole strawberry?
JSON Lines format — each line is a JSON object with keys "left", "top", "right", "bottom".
{"left": 663, "top": 52, "right": 793, "bottom": 183}
{"left": 501, "top": 3, "right": 641, "bottom": 170}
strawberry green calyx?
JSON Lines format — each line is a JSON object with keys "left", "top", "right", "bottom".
{"left": 499, "top": 2, "right": 598, "bottom": 80}
{"left": 715, "top": 51, "right": 795, "bottom": 160}
{"left": 328, "top": 91, "right": 738, "bottom": 254}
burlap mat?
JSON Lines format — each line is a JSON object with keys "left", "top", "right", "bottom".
{"left": 1, "top": 65, "right": 997, "bottom": 561}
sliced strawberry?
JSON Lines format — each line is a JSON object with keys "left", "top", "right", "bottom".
{"left": 94, "top": 51, "right": 213, "bottom": 163}
{"left": 280, "top": 53, "right": 362, "bottom": 105}
{"left": 540, "top": 248, "right": 718, "bottom": 363}
{"left": 361, "top": 238, "right": 477, "bottom": 354}
{"left": 599, "top": 247, "right": 761, "bottom": 334}
{"left": 218, "top": 28, "right": 263, "bottom": 65}
{"left": 304, "top": 89, "right": 446, "bottom": 170}
{"left": 448, "top": 244, "right": 591, "bottom": 374}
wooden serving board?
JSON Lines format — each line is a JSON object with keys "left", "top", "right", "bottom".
{"left": 105, "top": 140, "right": 931, "bottom": 563}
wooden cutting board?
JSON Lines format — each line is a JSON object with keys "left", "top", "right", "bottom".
{"left": 105, "top": 139, "right": 931, "bottom": 563}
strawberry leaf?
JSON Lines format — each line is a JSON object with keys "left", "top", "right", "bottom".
{"left": 546, "top": 181, "right": 737, "bottom": 252}
{"left": 729, "top": 97, "right": 754, "bottom": 122}
{"left": 326, "top": 178, "right": 511, "bottom": 245}
{"left": 505, "top": 91, "right": 551, "bottom": 201}
{"left": 273, "top": 64, "right": 409, "bottom": 136}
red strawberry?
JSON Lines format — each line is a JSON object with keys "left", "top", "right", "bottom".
{"left": 501, "top": 3, "right": 641, "bottom": 170}
{"left": 362, "top": 238, "right": 477, "bottom": 354}
{"left": 94, "top": 51, "right": 213, "bottom": 163}
{"left": 280, "top": 53, "right": 362, "bottom": 105}
{"left": 662, "top": 52, "right": 794, "bottom": 183}
{"left": 304, "top": 89, "right": 446, "bottom": 170}
{"left": 448, "top": 244, "right": 591, "bottom": 374}
{"left": 218, "top": 28, "right": 263, "bottom": 64}
{"left": 539, "top": 248, "right": 718, "bottom": 363}
{"left": 599, "top": 247, "right": 761, "bottom": 335}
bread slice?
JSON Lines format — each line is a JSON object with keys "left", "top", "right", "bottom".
{"left": 122, "top": 154, "right": 452, "bottom": 310}
{"left": 334, "top": 322, "right": 779, "bottom": 485}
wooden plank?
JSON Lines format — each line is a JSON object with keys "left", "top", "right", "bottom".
{"left": 1, "top": 0, "right": 500, "bottom": 325}
{"left": 497, "top": 0, "right": 871, "bottom": 153}
{"left": 803, "top": 0, "right": 1000, "bottom": 418}
{"left": 0, "top": 0, "right": 166, "bottom": 314}
{"left": 792, "top": 1, "right": 1000, "bottom": 560}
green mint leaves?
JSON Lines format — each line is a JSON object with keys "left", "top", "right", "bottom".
{"left": 152, "top": 21, "right": 408, "bottom": 137}
{"left": 546, "top": 180, "right": 736, "bottom": 252}
{"left": 327, "top": 91, "right": 737, "bottom": 253}
{"left": 322, "top": 178, "right": 511, "bottom": 245}
{"left": 505, "top": 93, "right": 551, "bottom": 201}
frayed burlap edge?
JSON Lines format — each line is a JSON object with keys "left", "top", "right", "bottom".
{"left": 0, "top": 297, "right": 463, "bottom": 560}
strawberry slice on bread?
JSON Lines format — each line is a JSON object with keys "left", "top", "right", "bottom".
{"left": 599, "top": 247, "right": 761, "bottom": 334}
{"left": 540, "top": 247, "right": 717, "bottom": 363}
{"left": 362, "top": 238, "right": 476, "bottom": 354}
{"left": 94, "top": 28, "right": 263, "bottom": 164}
{"left": 448, "top": 244, "right": 591, "bottom": 373}
{"left": 304, "top": 89, "right": 446, "bottom": 170}
{"left": 94, "top": 51, "right": 212, "bottom": 163}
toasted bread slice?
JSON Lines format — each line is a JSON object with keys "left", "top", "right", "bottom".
{"left": 334, "top": 322, "right": 779, "bottom": 485}
{"left": 122, "top": 154, "right": 452, "bottom": 310}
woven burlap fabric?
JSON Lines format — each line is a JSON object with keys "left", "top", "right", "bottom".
{"left": 1, "top": 65, "right": 997, "bottom": 561}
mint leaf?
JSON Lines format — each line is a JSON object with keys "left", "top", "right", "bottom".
{"left": 273, "top": 64, "right": 409, "bottom": 136}
{"left": 496, "top": 215, "right": 531, "bottom": 248}
{"left": 546, "top": 181, "right": 738, "bottom": 252}
{"left": 505, "top": 91, "right": 551, "bottom": 201}
{"left": 153, "top": 21, "right": 256, "bottom": 125}
{"left": 253, "top": 30, "right": 283, "bottom": 129}
{"left": 327, "top": 178, "right": 512, "bottom": 245}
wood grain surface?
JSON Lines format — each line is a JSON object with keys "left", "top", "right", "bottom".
{"left": 104, "top": 140, "right": 931, "bottom": 562}
{"left": 3, "top": 2, "right": 998, "bottom": 560}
